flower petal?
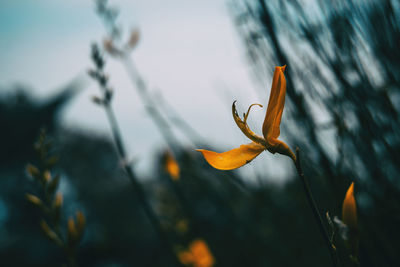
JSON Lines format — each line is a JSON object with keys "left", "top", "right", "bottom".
{"left": 196, "top": 142, "right": 265, "bottom": 170}
{"left": 262, "top": 66, "right": 287, "bottom": 142}
{"left": 342, "top": 182, "right": 358, "bottom": 256}
{"left": 232, "top": 101, "right": 266, "bottom": 146}
{"left": 342, "top": 182, "right": 357, "bottom": 230}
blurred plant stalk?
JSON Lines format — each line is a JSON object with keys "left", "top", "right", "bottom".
{"left": 26, "top": 130, "right": 85, "bottom": 267}
{"left": 89, "top": 43, "right": 184, "bottom": 267}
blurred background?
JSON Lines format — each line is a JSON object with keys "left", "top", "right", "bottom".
{"left": 1, "top": 0, "right": 399, "bottom": 266}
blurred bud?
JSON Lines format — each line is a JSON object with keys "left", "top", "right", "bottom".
{"left": 26, "top": 164, "right": 40, "bottom": 179}
{"left": 164, "top": 150, "right": 180, "bottom": 181}
{"left": 126, "top": 28, "right": 140, "bottom": 50}
{"left": 105, "top": 87, "right": 114, "bottom": 102}
{"left": 91, "top": 43, "right": 105, "bottom": 69}
{"left": 40, "top": 220, "right": 62, "bottom": 246}
{"left": 342, "top": 182, "right": 358, "bottom": 256}
{"left": 54, "top": 193, "right": 63, "bottom": 209}
{"left": 98, "top": 73, "right": 108, "bottom": 87}
{"left": 75, "top": 211, "right": 86, "bottom": 237}
{"left": 103, "top": 38, "right": 123, "bottom": 57}
{"left": 178, "top": 239, "right": 215, "bottom": 267}
{"left": 92, "top": 95, "right": 105, "bottom": 106}
{"left": 342, "top": 182, "right": 357, "bottom": 230}
{"left": 53, "top": 193, "right": 63, "bottom": 223}
{"left": 178, "top": 251, "right": 194, "bottom": 266}
{"left": 46, "top": 155, "right": 59, "bottom": 169}
{"left": 88, "top": 69, "right": 98, "bottom": 79}
{"left": 68, "top": 217, "right": 79, "bottom": 245}
{"left": 176, "top": 219, "right": 189, "bottom": 234}
{"left": 43, "top": 170, "right": 51, "bottom": 183}
{"left": 26, "top": 194, "right": 43, "bottom": 207}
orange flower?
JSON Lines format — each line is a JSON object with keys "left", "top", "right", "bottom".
{"left": 164, "top": 150, "right": 180, "bottom": 180}
{"left": 342, "top": 182, "right": 358, "bottom": 256}
{"left": 196, "top": 66, "right": 295, "bottom": 170}
{"left": 178, "top": 239, "right": 215, "bottom": 267}
{"left": 342, "top": 182, "right": 357, "bottom": 230}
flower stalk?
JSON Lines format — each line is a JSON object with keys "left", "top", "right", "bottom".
{"left": 294, "top": 148, "right": 339, "bottom": 267}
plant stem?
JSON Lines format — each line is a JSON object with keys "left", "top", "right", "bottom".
{"left": 294, "top": 148, "right": 339, "bottom": 267}
{"left": 101, "top": 101, "right": 183, "bottom": 266}
{"left": 121, "top": 56, "right": 179, "bottom": 151}
{"left": 89, "top": 42, "right": 182, "bottom": 263}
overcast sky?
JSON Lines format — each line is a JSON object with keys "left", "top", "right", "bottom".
{"left": 0, "top": 0, "right": 293, "bottom": 182}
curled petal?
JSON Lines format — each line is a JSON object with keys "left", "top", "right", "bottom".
{"left": 244, "top": 103, "right": 263, "bottom": 123}
{"left": 262, "top": 66, "right": 287, "bottom": 143}
{"left": 196, "top": 142, "right": 265, "bottom": 170}
{"left": 232, "top": 101, "right": 266, "bottom": 146}
{"left": 342, "top": 182, "right": 357, "bottom": 230}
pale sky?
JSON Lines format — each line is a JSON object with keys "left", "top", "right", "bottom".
{"left": 0, "top": 0, "right": 293, "bottom": 182}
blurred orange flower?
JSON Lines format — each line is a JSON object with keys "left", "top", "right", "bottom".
{"left": 165, "top": 150, "right": 180, "bottom": 181}
{"left": 342, "top": 182, "right": 357, "bottom": 230}
{"left": 178, "top": 239, "right": 215, "bottom": 267}
{"left": 342, "top": 182, "right": 358, "bottom": 256}
{"left": 197, "top": 66, "right": 295, "bottom": 170}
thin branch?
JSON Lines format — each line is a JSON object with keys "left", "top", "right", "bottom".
{"left": 89, "top": 44, "right": 183, "bottom": 267}
{"left": 294, "top": 148, "right": 339, "bottom": 267}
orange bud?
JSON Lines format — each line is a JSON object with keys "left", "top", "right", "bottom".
{"left": 26, "top": 164, "right": 40, "bottom": 179}
{"left": 342, "top": 182, "right": 358, "bottom": 256}
{"left": 67, "top": 217, "right": 78, "bottom": 245}
{"left": 178, "top": 239, "right": 215, "bottom": 267}
{"left": 43, "top": 170, "right": 51, "bottom": 183}
{"left": 26, "top": 194, "right": 42, "bottom": 206}
{"left": 165, "top": 151, "right": 180, "bottom": 181}
{"left": 40, "top": 220, "right": 62, "bottom": 246}
{"left": 53, "top": 193, "right": 63, "bottom": 209}
{"left": 75, "top": 211, "right": 86, "bottom": 236}
{"left": 342, "top": 182, "right": 357, "bottom": 230}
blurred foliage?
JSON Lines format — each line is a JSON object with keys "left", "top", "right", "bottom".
{"left": 231, "top": 0, "right": 400, "bottom": 266}
{"left": 0, "top": 0, "right": 399, "bottom": 266}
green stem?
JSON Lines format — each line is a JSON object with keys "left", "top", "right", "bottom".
{"left": 294, "top": 148, "right": 339, "bottom": 267}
